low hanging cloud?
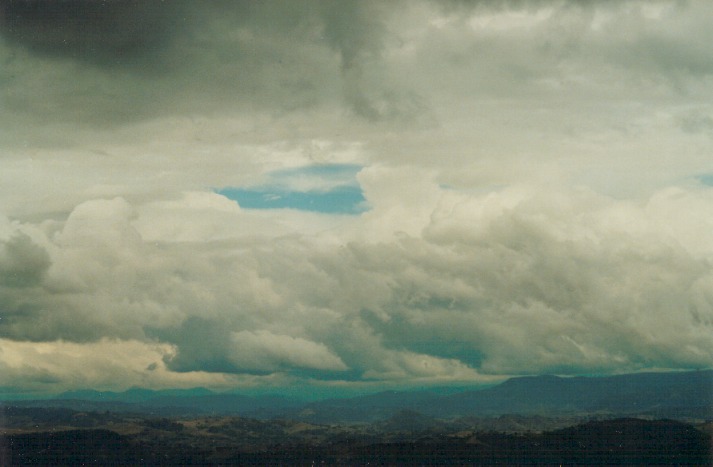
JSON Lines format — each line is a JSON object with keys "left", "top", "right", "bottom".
{"left": 228, "top": 330, "right": 348, "bottom": 372}
{"left": 0, "top": 338, "right": 236, "bottom": 395}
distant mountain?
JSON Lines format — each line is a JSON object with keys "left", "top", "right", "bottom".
{"left": 56, "top": 387, "right": 215, "bottom": 403}
{"left": 423, "top": 370, "right": 713, "bottom": 418}
{"left": 292, "top": 370, "right": 713, "bottom": 423}
{"left": 4, "top": 370, "right": 711, "bottom": 423}
{"left": 293, "top": 390, "right": 440, "bottom": 423}
{"left": 8, "top": 388, "right": 302, "bottom": 418}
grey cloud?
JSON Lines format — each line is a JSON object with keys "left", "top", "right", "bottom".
{"left": 320, "top": 0, "right": 384, "bottom": 71}
{"left": 2, "top": 187, "right": 713, "bottom": 384}
{"left": 0, "top": 0, "right": 189, "bottom": 68}
{"left": 155, "top": 316, "right": 240, "bottom": 374}
{"left": 0, "top": 0, "right": 422, "bottom": 127}
{"left": 320, "top": 0, "right": 397, "bottom": 121}
{"left": 4, "top": 0, "right": 708, "bottom": 136}
{"left": 424, "top": 0, "right": 713, "bottom": 93}
{"left": 157, "top": 318, "right": 347, "bottom": 375}
{"left": 0, "top": 232, "right": 52, "bottom": 341}
{"left": 679, "top": 111, "right": 713, "bottom": 136}
{"left": 578, "top": 2, "right": 713, "bottom": 86}
{"left": 0, "top": 233, "right": 50, "bottom": 288}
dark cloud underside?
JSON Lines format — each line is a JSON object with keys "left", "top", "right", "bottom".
{"left": 0, "top": 0, "right": 413, "bottom": 125}
{"left": 0, "top": 0, "right": 186, "bottom": 66}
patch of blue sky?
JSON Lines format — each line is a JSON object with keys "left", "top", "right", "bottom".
{"left": 697, "top": 174, "right": 713, "bottom": 186}
{"left": 217, "top": 164, "right": 369, "bottom": 214}
{"left": 219, "top": 185, "right": 368, "bottom": 214}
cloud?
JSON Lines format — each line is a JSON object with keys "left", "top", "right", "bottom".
{"left": 229, "top": 330, "right": 348, "bottom": 372}
{"left": 0, "top": 0, "right": 187, "bottom": 67}
{"left": 1, "top": 1, "right": 713, "bottom": 395}
{"left": 0, "top": 337, "right": 237, "bottom": 394}
{"left": 151, "top": 318, "right": 350, "bottom": 376}
{"left": 0, "top": 233, "right": 50, "bottom": 288}
{"left": 2, "top": 181, "right": 712, "bottom": 393}
{"left": 56, "top": 197, "right": 140, "bottom": 249}
{"left": 2, "top": 1, "right": 712, "bottom": 216}
{"left": 0, "top": 0, "right": 422, "bottom": 128}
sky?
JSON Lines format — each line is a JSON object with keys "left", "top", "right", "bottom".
{"left": 1, "top": 0, "right": 712, "bottom": 398}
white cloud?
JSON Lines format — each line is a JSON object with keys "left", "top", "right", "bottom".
{"left": 0, "top": 338, "right": 235, "bottom": 393}
{"left": 229, "top": 330, "right": 348, "bottom": 372}
{"left": 1, "top": 180, "right": 712, "bottom": 391}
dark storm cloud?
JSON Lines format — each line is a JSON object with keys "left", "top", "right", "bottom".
{"left": 0, "top": 0, "right": 419, "bottom": 125}
{"left": 0, "top": 234, "right": 53, "bottom": 342}
{"left": 0, "top": 233, "right": 50, "bottom": 288}
{"left": 0, "top": 0, "right": 188, "bottom": 67}
{"left": 152, "top": 316, "right": 244, "bottom": 375}
{"left": 0, "top": 0, "right": 385, "bottom": 69}
{"left": 1, "top": 0, "right": 709, "bottom": 130}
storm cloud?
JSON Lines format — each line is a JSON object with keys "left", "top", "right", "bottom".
{"left": 1, "top": 0, "right": 712, "bottom": 395}
{"left": 0, "top": 0, "right": 409, "bottom": 128}
{"left": 0, "top": 0, "right": 185, "bottom": 64}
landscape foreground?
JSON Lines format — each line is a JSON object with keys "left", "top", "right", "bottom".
{"left": 1, "top": 370, "right": 711, "bottom": 465}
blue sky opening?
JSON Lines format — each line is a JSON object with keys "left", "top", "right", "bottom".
{"left": 217, "top": 164, "right": 369, "bottom": 214}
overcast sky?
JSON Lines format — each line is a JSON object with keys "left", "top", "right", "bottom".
{"left": 1, "top": 0, "right": 712, "bottom": 397}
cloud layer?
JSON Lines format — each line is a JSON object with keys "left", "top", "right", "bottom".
{"left": 1, "top": 0, "right": 712, "bottom": 395}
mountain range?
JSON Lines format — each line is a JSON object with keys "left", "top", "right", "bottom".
{"left": 5, "top": 369, "right": 711, "bottom": 423}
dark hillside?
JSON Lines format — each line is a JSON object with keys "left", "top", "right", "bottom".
{"left": 2, "top": 417, "right": 710, "bottom": 465}
{"left": 288, "top": 370, "right": 713, "bottom": 422}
